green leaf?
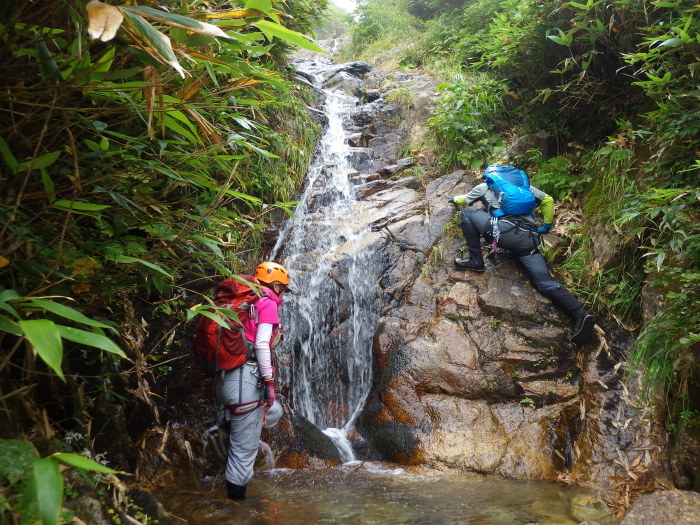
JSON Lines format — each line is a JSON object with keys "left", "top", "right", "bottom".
{"left": 0, "top": 315, "right": 22, "bottom": 336}
{"left": 57, "top": 325, "right": 126, "bottom": 357}
{"left": 41, "top": 169, "right": 56, "bottom": 204}
{"left": 19, "top": 319, "right": 64, "bottom": 380}
{"left": 253, "top": 20, "right": 326, "bottom": 53}
{"left": 0, "top": 439, "right": 39, "bottom": 484}
{"left": 120, "top": 8, "right": 186, "bottom": 77}
{"left": 655, "top": 251, "right": 666, "bottom": 270}
{"left": 0, "top": 291, "right": 20, "bottom": 318}
{"left": 470, "top": 157, "right": 484, "bottom": 170}
{"left": 116, "top": 255, "right": 173, "bottom": 278}
{"left": 547, "top": 29, "right": 572, "bottom": 46}
{"left": 191, "top": 235, "right": 225, "bottom": 259}
{"left": 659, "top": 37, "right": 683, "bottom": 47}
{"left": 32, "top": 457, "right": 63, "bottom": 525}
{"left": 52, "top": 200, "right": 111, "bottom": 212}
{"left": 123, "top": 6, "right": 228, "bottom": 39}
{"left": 245, "top": 0, "right": 272, "bottom": 14}
{"left": 53, "top": 453, "right": 119, "bottom": 473}
{"left": 224, "top": 188, "right": 262, "bottom": 204}
{"left": 196, "top": 308, "right": 234, "bottom": 328}
{"left": 187, "top": 304, "right": 241, "bottom": 326}
{"left": 0, "top": 136, "right": 18, "bottom": 174}
{"left": 164, "top": 114, "right": 199, "bottom": 143}
{"left": 28, "top": 298, "right": 112, "bottom": 329}
{"left": 17, "top": 151, "right": 61, "bottom": 172}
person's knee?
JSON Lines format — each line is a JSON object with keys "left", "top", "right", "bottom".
{"left": 461, "top": 207, "right": 478, "bottom": 222}
{"left": 533, "top": 280, "right": 561, "bottom": 296}
{"left": 263, "top": 403, "right": 283, "bottom": 429}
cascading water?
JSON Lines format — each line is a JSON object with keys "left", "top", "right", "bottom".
{"left": 270, "top": 58, "right": 379, "bottom": 462}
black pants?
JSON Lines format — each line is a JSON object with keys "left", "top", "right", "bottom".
{"left": 460, "top": 208, "right": 583, "bottom": 319}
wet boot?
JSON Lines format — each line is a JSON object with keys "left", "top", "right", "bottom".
{"left": 226, "top": 481, "right": 247, "bottom": 501}
{"left": 454, "top": 257, "right": 485, "bottom": 272}
{"left": 457, "top": 213, "right": 486, "bottom": 272}
{"left": 533, "top": 281, "right": 594, "bottom": 346}
{"left": 571, "top": 309, "right": 594, "bottom": 347}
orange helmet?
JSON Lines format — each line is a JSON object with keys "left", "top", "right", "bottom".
{"left": 254, "top": 261, "right": 290, "bottom": 286}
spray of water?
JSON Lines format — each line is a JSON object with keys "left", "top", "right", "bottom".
{"left": 271, "top": 59, "right": 378, "bottom": 462}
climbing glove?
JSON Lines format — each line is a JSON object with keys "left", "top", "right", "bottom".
{"left": 263, "top": 379, "right": 275, "bottom": 407}
{"left": 448, "top": 197, "right": 455, "bottom": 204}
{"left": 537, "top": 223, "right": 552, "bottom": 234}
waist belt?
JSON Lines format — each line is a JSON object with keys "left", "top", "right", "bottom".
{"left": 486, "top": 216, "right": 541, "bottom": 257}
{"left": 228, "top": 398, "right": 264, "bottom": 416}
{"left": 226, "top": 364, "right": 264, "bottom": 416}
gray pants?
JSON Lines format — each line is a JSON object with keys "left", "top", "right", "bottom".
{"left": 214, "top": 363, "right": 283, "bottom": 486}
{"left": 461, "top": 207, "right": 584, "bottom": 318}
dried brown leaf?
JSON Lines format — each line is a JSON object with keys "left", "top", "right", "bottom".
{"left": 86, "top": 0, "right": 124, "bottom": 42}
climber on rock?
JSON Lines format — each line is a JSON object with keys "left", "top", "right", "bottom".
{"left": 448, "top": 164, "right": 595, "bottom": 346}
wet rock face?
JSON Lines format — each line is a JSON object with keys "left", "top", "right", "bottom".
{"left": 263, "top": 407, "right": 342, "bottom": 468}
{"left": 349, "top": 162, "right": 667, "bottom": 491}
{"left": 356, "top": 170, "right": 585, "bottom": 479}
{"left": 273, "top": 59, "right": 668, "bottom": 496}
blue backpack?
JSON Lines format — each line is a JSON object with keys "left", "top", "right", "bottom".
{"left": 483, "top": 165, "right": 537, "bottom": 217}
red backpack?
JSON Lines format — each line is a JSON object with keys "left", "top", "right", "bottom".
{"left": 193, "top": 276, "right": 262, "bottom": 372}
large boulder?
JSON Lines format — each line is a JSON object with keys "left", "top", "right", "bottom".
{"left": 619, "top": 490, "right": 700, "bottom": 524}
{"left": 323, "top": 70, "right": 362, "bottom": 96}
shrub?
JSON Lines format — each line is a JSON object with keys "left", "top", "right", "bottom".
{"left": 428, "top": 74, "right": 508, "bottom": 170}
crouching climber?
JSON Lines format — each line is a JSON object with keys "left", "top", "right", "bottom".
{"left": 195, "top": 262, "right": 292, "bottom": 500}
{"left": 448, "top": 165, "right": 594, "bottom": 346}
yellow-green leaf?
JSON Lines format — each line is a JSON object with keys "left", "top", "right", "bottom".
{"left": 19, "top": 319, "right": 64, "bottom": 380}
{"left": 254, "top": 20, "right": 326, "bottom": 54}
{"left": 57, "top": 326, "right": 125, "bottom": 357}
{"left": 52, "top": 200, "right": 110, "bottom": 212}
{"left": 29, "top": 298, "right": 112, "bottom": 329}
{"left": 33, "top": 457, "right": 63, "bottom": 525}
{"left": 245, "top": 0, "right": 272, "bottom": 14}
{"left": 53, "top": 453, "right": 120, "bottom": 473}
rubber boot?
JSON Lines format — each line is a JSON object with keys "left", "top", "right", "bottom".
{"left": 226, "top": 481, "right": 247, "bottom": 501}
{"left": 571, "top": 309, "right": 594, "bottom": 347}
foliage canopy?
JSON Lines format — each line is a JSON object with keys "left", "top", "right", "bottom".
{"left": 0, "top": 0, "right": 327, "bottom": 521}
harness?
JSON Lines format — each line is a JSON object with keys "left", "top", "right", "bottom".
{"left": 226, "top": 361, "right": 266, "bottom": 416}
{"left": 486, "top": 215, "right": 541, "bottom": 259}
{"left": 214, "top": 299, "right": 267, "bottom": 417}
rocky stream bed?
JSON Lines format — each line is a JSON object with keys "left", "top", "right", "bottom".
{"left": 103, "top": 54, "right": 700, "bottom": 525}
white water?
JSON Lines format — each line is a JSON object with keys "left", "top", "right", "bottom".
{"left": 271, "top": 59, "right": 378, "bottom": 462}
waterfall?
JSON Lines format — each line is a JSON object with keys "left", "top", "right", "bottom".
{"left": 270, "top": 59, "right": 378, "bottom": 462}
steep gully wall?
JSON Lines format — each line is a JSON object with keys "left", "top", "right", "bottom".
{"left": 129, "top": 57, "right": 674, "bottom": 516}
{"left": 262, "top": 56, "right": 673, "bottom": 504}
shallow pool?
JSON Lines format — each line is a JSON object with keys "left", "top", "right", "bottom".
{"left": 157, "top": 462, "right": 613, "bottom": 525}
